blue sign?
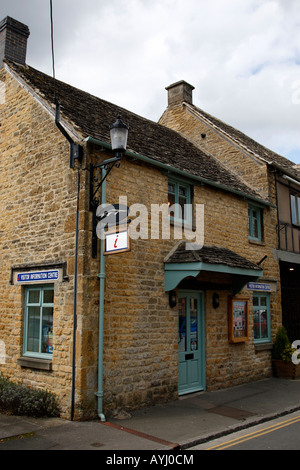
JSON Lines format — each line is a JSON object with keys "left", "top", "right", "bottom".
{"left": 247, "top": 282, "right": 271, "bottom": 291}
{"left": 16, "top": 270, "right": 59, "bottom": 283}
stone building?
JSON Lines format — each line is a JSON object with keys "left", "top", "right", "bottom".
{"left": 160, "top": 80, "right": 300, "bottom": 344}
{"left": 0, "top": 18, "right": 282, "bottom": 420}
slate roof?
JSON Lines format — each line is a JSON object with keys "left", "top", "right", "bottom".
{"left": 5, "top": 60, "right": 267, "bottom": 202}
{"left": 186, "top": 103, "right": 300, "bottom": 179}
{"left": 165, "top": 242, "right": 262, "bottom": 272}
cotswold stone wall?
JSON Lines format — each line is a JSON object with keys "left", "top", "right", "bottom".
{"left": 88, "top": 144, "right": 281, "bottom": 411}
{"left": 159, "top": 103, "right": 274, "bottom": 202}
{"left": 0, "top": 67, "right": 89, "bottom": 418}
{"left": 0, "top": 67, "right": 281, "bottom": 420}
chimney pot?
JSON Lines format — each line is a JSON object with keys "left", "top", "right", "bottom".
{"left": 165, "top": 80, "right": 195, "bottom": 106}
{"left": 0, "top": 16, "right": 30, "bottom": 68}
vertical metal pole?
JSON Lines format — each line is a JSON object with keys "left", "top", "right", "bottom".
{"left": 71, "top": 168, "right": 80, "bottom": 420}
{"left": 96, "top": 167, "right": 106, "bottom": 422}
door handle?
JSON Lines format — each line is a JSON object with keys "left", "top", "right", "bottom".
{"left": 185, "top": 353, "right": 194, "bottom": 360}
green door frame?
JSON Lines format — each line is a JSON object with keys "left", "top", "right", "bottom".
{"left": 178, "top": 290, "right": 205, "bottom": 395}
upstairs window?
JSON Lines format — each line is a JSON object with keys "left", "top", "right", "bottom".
{"left": 23, "top": 285, "right": 54, "bottom": 359}
{"left": 168, "top": 178, "right": 192, "bottom": 224}
{"left": 248, "top": 205, "right": 263, "bottom": 241}
{"left": 290, "top": 194, "right": 300, "bottom": 226}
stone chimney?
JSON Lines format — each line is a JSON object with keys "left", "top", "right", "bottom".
{"left": 165, "top": 80, "right": 195, "bottom": 107}
{"left": 0, "top": 16, "right": 30, "bottom": 68}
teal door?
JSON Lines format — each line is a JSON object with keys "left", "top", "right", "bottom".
{"left": 178, "top": 292, "right": 205, "bottom": 395}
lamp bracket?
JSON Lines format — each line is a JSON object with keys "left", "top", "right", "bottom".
{"left": 89, "top": 154, "right": 123, "bottom": 258}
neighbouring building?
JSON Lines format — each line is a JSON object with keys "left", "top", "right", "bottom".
{"left": 160, "top": 80, "right": 300, "bottom": 344}
{"left": 0, "top": 17, "right": 282, "bottom": 420}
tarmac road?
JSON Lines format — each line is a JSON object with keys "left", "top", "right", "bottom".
{"left": 192, "top": 410, "right": 300, "bottom": 450}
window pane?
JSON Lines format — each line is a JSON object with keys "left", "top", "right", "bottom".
{"left": 168, "top": 193, "right": 176, "bottom": 217}
{"left": 42, "top": 307, "right": 53, "bottom": 354}
{"left": 178, "top": 298, "right": 186, "bottom": 352}
{"left": 253, "top": 296, "right": 259, "bottom": 306}
{"left": 28, "top": 290, "right": 40, "bottom": 304}
{"left": 249, "top": 206, "right": 262, "bottom": 240}
{"left": 253, "top": 310, "right": 260, "bottom": 339}
{"left": 190, "top": 298, "right": 198, "bottom": 351}
{"left": 168, "top": 182, "right": 175, "bottom": 194}
{"left": 260, "top": 296, "right": 267, "bottom": 307}
{"left": 43, "top": 289, "right": 54, "bottom": 304}
{"left": 260, "top": 309, "right": 268, "bottom": 338}
{"left": 179, "top": 185, "right": 186, "bottom": 197}
{"left": 27, "top": 306, "right": 40, "bottom": 353}
{"left": 179, "top": 197, "right": 186, "bottom": 217}
{"left": 252, "top": 210, "right": 258, "bottom": 238}
{"left": 297, "top": 197, "right": 300, "bottom": 225}
{"left": 291, "top": 195, "right": 297, "bottom": 224}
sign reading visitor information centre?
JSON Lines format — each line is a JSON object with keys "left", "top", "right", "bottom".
{"left": 14, "top": 270, "right": 60, "bottom": 285}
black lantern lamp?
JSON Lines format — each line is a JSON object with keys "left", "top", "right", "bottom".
{"left": 169, "top": 290, "right": 177, "bottom": 308}
{"left": 89, "top": 115, "right": 129, "bottom": 257}
{"left": 109, "top": 115, "right": 129, "bottom": 160}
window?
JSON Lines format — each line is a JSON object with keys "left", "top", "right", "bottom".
{"left": 248, "top": 205, "right": 263, "bottom": 241}
{"left": 23, "top": 285, "right": 54, "bottom": 359}
{"left": 290, "top": 194, "right": 300, "bottom": 225}
{"left": 253, "top": 293, "right": 270, "bottom": 343}
{"left": 168, "top": 178, "right": 192, "bottom": 224}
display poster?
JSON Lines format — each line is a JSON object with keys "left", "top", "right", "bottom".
{"left": 228, "top": 296, "right": 249, "bottom": 343}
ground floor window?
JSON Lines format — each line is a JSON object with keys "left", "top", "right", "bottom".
{"left": 24, "top": 285, "right": 54, "bottom": 358}
{"left": 253, "top": 293, "right": 270, "bottom": 343}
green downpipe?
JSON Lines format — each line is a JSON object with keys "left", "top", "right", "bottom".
{"left": 96, "top": 167, "right": 106, "bottom": 422}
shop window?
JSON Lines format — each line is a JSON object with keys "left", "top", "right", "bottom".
{"left": 290, "top": 194, "right": 300, "bottom": 226}
{"left": 23, "top": 285, "right": 54, "bottom": 359}
{"left": 168, "top": 178, "right": 192, "bottom": 224}
{"left": 253, "top": 293, "right": 270, "bottom": 343}
{"left": 248, "top": 205, "right": 263, "bottom": 241}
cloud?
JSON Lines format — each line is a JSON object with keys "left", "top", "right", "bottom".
{"left": 1, "top": 0, "right": 300, "bottom": 163}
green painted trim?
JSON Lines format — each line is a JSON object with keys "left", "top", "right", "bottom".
{"left": 165, "top": 261, "right": 263, "bottom": 291}
{"left": 23, "top": 284, "right": 54, "bottom": 359}
{"left": 97, "top": 168, "right": 106, "bottom": 422}
{"left": 85, "top": 136, "right": 275, "bottom": 208}
{"left": 177, "top": 290, "right": 206, "bottom": 394}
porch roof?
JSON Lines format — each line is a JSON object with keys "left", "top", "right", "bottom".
{"left": 164, "top": 243, "right": 263, "bottom": 294}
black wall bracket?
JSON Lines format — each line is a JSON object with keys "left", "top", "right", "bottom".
{"left": 89, "top": 155, "right": 122, "bottom": 258}
{"left": 55, "top": 100, "right": 83, "bottom": 168}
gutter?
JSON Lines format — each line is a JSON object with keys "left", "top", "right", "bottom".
{"left": 269, "top": 161, "right": 300, "bottom": 186}
{"left": 85, "top": 136, "right": 275, "bottom": 208}
{"left": 96, "top": 167, "right": 106, "bottom": 422}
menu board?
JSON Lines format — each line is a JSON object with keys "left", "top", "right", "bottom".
{"left": 228, "top": 296, "right": 249, "bottom": 343}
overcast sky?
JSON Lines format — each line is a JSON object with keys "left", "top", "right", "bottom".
{"left": 1, "top": 0, "right": 300, "bottom": 164}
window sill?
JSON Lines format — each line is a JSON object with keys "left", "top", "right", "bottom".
{"left": 17, "top": 356, "right": 52, "bottom": 371}
{"left": 248, "top": 238, "right": 265, "bottom": 246}
{"left": 254, "top": 342, "right": 272, "bottom": 352}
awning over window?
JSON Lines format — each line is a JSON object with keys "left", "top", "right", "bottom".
{"left": 164, "top": 243, "right": 263, "bottom": 294}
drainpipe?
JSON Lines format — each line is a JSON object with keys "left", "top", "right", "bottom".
{"left": 96, "top": 167, "right": 106, "bottom": 422}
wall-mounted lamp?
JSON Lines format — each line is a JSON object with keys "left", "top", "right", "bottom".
{"left": 212, "top": 293, "right": 219, "bottom": 309}
{"left": 169, "top": 290, "right": 177, "bottom": 308}
{"left": 89, "top": 115, "right": 129, "bottom": 257}
{"left": 109, "top": 115, "right": 129, "bottom": 159}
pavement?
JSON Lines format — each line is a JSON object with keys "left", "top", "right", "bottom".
{"left": 1, "top": 377, "right": 300, "bottom": 451}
